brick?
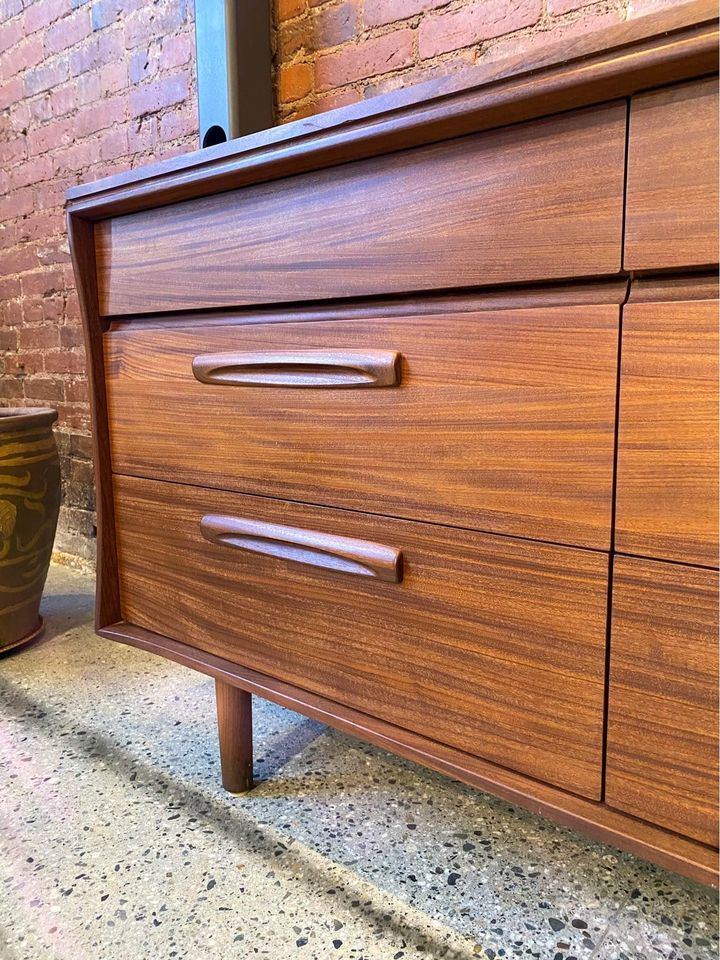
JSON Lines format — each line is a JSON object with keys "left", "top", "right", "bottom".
{"left": 0, "top": 34, "right": 44, "bottom": 77}
{"left": 277, "top": 0, "right": 307, "bottom": 21}
{"left": 0, "top": 245, "right": 38, "bottom": 274}
{"left": 26, "top": 118, "right": 73, "bottom": 156}
{"left": 74, "top": 95, "right": 125, "bottom": 137}
{"left": 124, "top": 3, "right": 187, "bottom": 49}
{"left": 24, "top": 56, "right": 70, "bottom": 97}
{"left": 418, "top": 0, "right": 542, "bottom": 58}
{"left": 129, "top": 72, "right": 189, "bottom": 117}
{"left": 100, "top": 126, "right": 129, "bottom": 161}
{"left": 65, "top": 378, "right": 90, "bottom": 403}
{"left": 91, "top": 0, "right": 123, "bottom": 31}
{"left": 316, "top": 29, "right": 414, "bottom": 91}
{"left": 4, "top": 188, "right": 35, "bottom": 220}
{"left": 311, "top": 1, "right": 358, "bottom": 50}
{"left": 23, "top": 0, "right": 66, "bottom": 35}
{"left": 9, "top": 154, "right": 53, "bottom": 189}
{"left": 130, "top": 48, "right": 156, "bottom": 84}
{"left": 43, "top": 9, "right": 91, "bottom": 57}
{"left": 364, "top": 0, "right": 450, "bottom": 29}
{"left": 276, "top": 19, "right": 306, "bottom": 60}
{"left": 23, "top": 376, "right": 65, "bottom": 403}
{"left": 278, "top": 61, "right": 314, "bottom": 102}
{"left": 0, "top": 377, "right": 24, "bottom": 401}
{"left": 60, "top": 325, "right": 86, "bottom": 349}
{"left": 158, "top": 103, "right": 195, "bottom": 142}
{"left": 20, "top": 269, "right": 65, "bottom": 299}
{"left": 0, "top": 328, "right": 19, "bottom": 351}
{"left": 99, "top": 59, "right": 128, "bottom": 94}
{"left": 69, "top": 37, "right": 99, "bottom": 76}
{"left": 18, "top": 325, "right": 61, "bottom": 351}
{"left": 0, "top": 76, "right": 22, "bottom": 111}
{"left": 45, "top": 351, "right": 86, "bottom": 375}
{"left": 548, "top": 0, "right": 598, "bottom": 12}
{"left": 163, "top": 31, "right": 194, "bottom": 69}
{"left": 0, "top": 0, "right": 22, "bottom": 21}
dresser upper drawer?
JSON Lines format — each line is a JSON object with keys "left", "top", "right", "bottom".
{"left": 104, "top": 301, "right": 619, "bottom": 549}
{"left": 95, "top": 102, "right": 627, "bottom": 317}
{"left": 625, "top": 78, "right": 719, "bottom": 271}
{"left": 114, "top": 474, "right": 609, "bottom": 798}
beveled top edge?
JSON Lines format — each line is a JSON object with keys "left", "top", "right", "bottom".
{"left": 0, "top": 407, "right": 59, "bottom": 432}
{"left": 66, "top": 0, "right": 717, "bottom": 208}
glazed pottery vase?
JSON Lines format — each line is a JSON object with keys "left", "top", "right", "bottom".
{"left": 0, "top": 408, "right": 61, "bottom": 654}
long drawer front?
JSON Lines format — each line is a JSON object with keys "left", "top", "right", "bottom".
{"left": 105, "top": 303, "right": 619, "bottom": 549}
{"left": 95, "top": 102, "right": 626, "bottom": 316}
{"left": 113, "top": 474, "right": 610, "bottom": 798}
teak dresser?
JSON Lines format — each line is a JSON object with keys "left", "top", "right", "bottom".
{"left": 67, "top": 0, "right": 719, "bottom": 886}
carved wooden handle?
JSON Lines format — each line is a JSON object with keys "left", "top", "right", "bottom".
{"left": 192, "top": 349, "right": 401, "bottom": 388}
{"left": 200, "top": 515, "right": 403, "bottom": 583}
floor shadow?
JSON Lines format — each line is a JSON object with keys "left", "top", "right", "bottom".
{"left": 0, "top": 675, "right": 476, "bottom": 960}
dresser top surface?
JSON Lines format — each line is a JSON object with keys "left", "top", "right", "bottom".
{"left": 66, "top": 0, "right": 717, "bottom": 220}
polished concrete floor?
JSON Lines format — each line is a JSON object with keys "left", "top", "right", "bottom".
{"left": 0, "top": 565, "right": 717, "bottom": 960}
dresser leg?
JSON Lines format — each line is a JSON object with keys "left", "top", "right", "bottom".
{"left": 215, "top": 680, "right": 254, "bottom": 793}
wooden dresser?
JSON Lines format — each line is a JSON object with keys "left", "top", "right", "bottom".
{"left": 67, "top": 0, "right": 719, "bottom": 885}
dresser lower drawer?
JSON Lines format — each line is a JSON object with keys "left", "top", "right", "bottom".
{"left": 105, "top": 302, "right": 619, "bottom": 549}
{"left": 606, "top": 557, "right": 719, "bottom": 846}
{"left": 113, "top": 474, "right": 609, "bottom": 798}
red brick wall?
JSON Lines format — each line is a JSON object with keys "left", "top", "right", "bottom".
{"left": 273, "top": 0, "right": 677, "bottom": 121}
{"left": 1, "top": 0, "right": 680, "bottom": 563}
{"left": 1, "top": 0, "right": 198, "bottom": 561}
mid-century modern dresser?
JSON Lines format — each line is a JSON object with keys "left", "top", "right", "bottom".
{"left": 68, "top": 0, "right": 719, "bottom": 885}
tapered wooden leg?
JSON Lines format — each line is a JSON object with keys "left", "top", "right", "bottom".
{"left": 215, "top": 680, "right": 254, "bottom": 793}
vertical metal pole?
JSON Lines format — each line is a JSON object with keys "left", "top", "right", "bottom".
{"left": 194, "top": 0, "right": 273, "bottom": 147}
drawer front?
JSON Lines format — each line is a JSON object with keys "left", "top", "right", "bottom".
{"left": 606, "top": 558, "right": 719, "bottom": 846}
{"left": 625, "top": 78, "right": 719, "bottom": 271}
{"left": 95, "top": 102, "right": 626, "bottom": 316}
{"left": 114, "top": 474, "right": 610, "bottom": 797}
{"left": 105, "top": 304, "right": 619, "bottom": 549}
{"left": 616, "top": 297, "right": 718, "bottom": 566}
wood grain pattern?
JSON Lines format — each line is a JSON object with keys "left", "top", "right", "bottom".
{"left": 616, "top": 296, "right": 718, "bottom": 566}
{"left": 625, "top": 78, "right": 719, "bottom": 270}
{"left": 606, "top": 557, "right": 719, "bottom": 847}
{"left": 95, "top": 103, "right": 626, "bottom": 316}
{"left": 101, "top": 618, "right": 719, "bottom": 887}
{"left": 66, "top": 213, "right": 121, "bottom": 629}
{"left": 105, "top": 304, "right": 619, "bottom": 549}
{"left": 215, "top": 680, "right": 254, "bottom": 793}
{"left": 66, "top": 1, "right": 717, "bottom": 221}
{"left": 113, "top": 474, "right": 610, "bottom": 798}
{"left": 191, "top": 348, "right": 402, "bottom": 388}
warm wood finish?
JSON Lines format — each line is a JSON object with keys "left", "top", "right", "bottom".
{"left": 199, "top": 514, "right": 403, "bottom": 583}
{"left": 113, "top": 474, "right": 610, "bottom": 798}
{"left": 616, "top": 295, "right": 719, "bottom": 566}
{"left": 215, "top": 680, "right": 254, "bottom": 793}
{"left": 105, "top": 303, "right": 619, "bottom": 549}
{"left": 66, "top": 1, "right": 717, "bottom": 221}
{"left": 68, "top": 2, "right": 720, "bottom": 886}
{"left": 606, "top": 558, "right": 719, "bottom": 847}
{"left": 95, "top": 102, "right": 626, "bottom": 316}
{"left": 66, "top": 215, "right": 120, "bottom": 629}
{"left": 625, "top": 78, "right": 719, "bottom": 271}
{"left": 103, "top": 618, "right": 719, "bottom": 887}
{"left": 192, "top": 349, "right": 402, "bottom": 388}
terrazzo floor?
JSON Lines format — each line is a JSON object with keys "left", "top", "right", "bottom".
{"left": 0, "top": 565, "right": 717, "bottom": 960}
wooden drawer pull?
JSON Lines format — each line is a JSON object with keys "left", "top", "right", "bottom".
{"left": 192, "top": 349, "right": 401, "bottom": 388}
{"left": 200, "top": 514, "right": 403, "bottom": 582}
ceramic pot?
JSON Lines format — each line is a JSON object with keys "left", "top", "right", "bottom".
{"left": 0, "top": 408, "right": 61, "bottom": 654}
